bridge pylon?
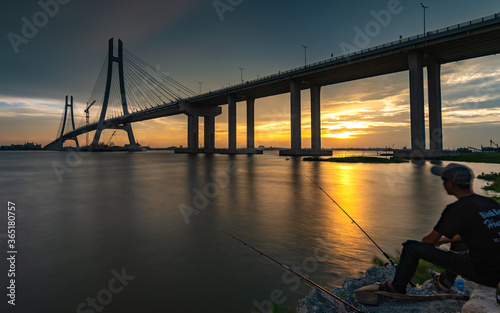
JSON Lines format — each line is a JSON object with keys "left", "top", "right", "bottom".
{"left": 50, "top": 95, "right": 80, "bottom": 150}
{"left": 91, "top": 38, "right": 136, "bottom": 147}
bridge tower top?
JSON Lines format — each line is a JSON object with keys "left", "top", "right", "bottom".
{"left": 91, "top": 38, "right": 136, "bottom": 147}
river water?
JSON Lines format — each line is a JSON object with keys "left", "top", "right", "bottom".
{"left": 1, "top": 150, "right": 499, "bottom": 312}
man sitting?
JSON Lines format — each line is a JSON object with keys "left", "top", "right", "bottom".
{"left": 379, "top": 163, "right": 500, "bottom": 294}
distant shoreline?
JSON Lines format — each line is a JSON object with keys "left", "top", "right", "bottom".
{"left": 303, "top": 156, "right": 408, "bottom": 163}
{"left": 431, "top": 152, "right": 500, "bottom": 164}
{"left": 304, "top": 152, "right": 500, "bottom": 164}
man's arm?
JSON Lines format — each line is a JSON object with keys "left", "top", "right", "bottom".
{"left": 421, "top": 230, "right": 462, "bottom": 246}
{"left": 421, "top": 230, "right": 442, "bottom": 245}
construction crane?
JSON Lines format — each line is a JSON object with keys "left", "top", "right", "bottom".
{"left": 84, "top": 100, "right": 96, "bottom": 146}
{"left": 106, "top": 131, "right": 116, "bottom": 147}
{"left": 491, "top": 139, "right": 499, "bottom": 148}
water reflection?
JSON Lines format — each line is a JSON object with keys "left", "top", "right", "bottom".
{"left": 3, "top": 151, "right": 500, "bottom": 312}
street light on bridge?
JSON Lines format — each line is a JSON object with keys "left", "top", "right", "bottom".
{"left": 302, "top": 44, "right": 308, "bottom": 66}
{"left": 420, "top": 3, "right": 428, "bottom": 35}
{"left": 238, "top": 67, "right": 244, "bottom": 83}
{"left": 198, "top": 81, "right": 203, "bottom": 94}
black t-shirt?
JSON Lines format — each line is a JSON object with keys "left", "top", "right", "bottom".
{"left": 434, "top": 194, "right": 500, "bottom": 271}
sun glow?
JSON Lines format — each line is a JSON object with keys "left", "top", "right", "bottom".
{"left": 323, "top": 120, "right": 372, "bottom": 139}
{"left": 328, "top": 131, "right": 365, "bottom": 139}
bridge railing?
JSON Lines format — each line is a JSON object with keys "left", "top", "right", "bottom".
{"left": 93, "top": 12, "right": 500, "bottom": 121}
{"left": 193, "top": 12, "right": 500, "bottom": 98}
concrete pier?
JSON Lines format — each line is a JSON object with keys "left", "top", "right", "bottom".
{"left": 290, "top": 80, "right": 302, "bottom": 152}
{"left": 176, "top": 100, "right": 263, "bottom": 155}
{"left": 204, "top": 114, "right": 215, "bottom": 150}
{"left": 310, "top": 84, "right": 321, "bottom": 152}
{"left": 408, "top": 51, "right": 425, "bottom": 151}
{"left": 228, "top": 95, "right": 237, "bottom": 152}
{"left": 178, "top": 103, "right": 222, "bottom": 153}
{"left": 187, "top": 109, "right": 199, "bottom": 152}
{"left": 247, "top": 98, "right": 255, "bottom": 149}
{"left": 428, "top": 58, "right": 443, "bottom": 151}
{"left": 279, "top": 83, "right": 332, "bottom": 157}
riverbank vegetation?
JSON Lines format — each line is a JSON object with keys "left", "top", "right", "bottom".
{"left": 303, "top": 156, "right": 408, "bottom": 163}
{"left": 433, "top": 152, "right": 500, "bottom": 163}
{"left": 477, "top": 172, "right": 500, "bottom": 202}
{"left": 477, "top": 172, "right": 500, "bottom": 192}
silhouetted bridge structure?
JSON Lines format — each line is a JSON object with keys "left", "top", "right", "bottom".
{"left": 45, "top": 13, "right": 500, "bottom": 156}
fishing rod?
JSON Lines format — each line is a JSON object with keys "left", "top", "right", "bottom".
{"left": 304, "top": 174, "right": 395, "bottom": 266}
{"left": 304, "top": 174, "right": 417, "bottom": 288}
{"left": 222, "top": 231, "right": 364, "bottom": 313}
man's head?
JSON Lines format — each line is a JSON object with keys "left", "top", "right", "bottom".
{"left": 431, "top": 163, "right": 474, "bottom": 195}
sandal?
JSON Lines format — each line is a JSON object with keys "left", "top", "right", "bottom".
{"left": 378, "top": 282, "right": 404, "bottom": 294}
{"left": 429, "top": 269, "right": 451, "bottom": 292}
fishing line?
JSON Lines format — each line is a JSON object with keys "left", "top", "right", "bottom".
{"left": 304, "top": 174, "right": 395, "bottom": 266}
{"left": 223, "top": 231, "right": 364, "bottom": 313}
{"left": 305, "top": 174, "right": 417, "bottom": 287}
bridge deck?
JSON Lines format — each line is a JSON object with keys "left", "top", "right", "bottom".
{"left": 188, "top": 13, "right": 500, "bottom": 105}
{"left": 47, "top": 13, "right": 500, "bottom": 149}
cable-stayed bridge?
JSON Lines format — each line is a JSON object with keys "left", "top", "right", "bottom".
{"left": 45, "top": 13, "right": 500, "bottom": 156}
{"left": 46, "top": 38, "right": 199, "bottom": 151}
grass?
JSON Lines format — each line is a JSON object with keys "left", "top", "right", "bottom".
{"left": 303, "top": 156, "right": 408, "bottom": 163}
{"left": 433, "top": 152, "right": 500, "bottom": 163}
{"left": 477, "top": 172, "right": 500, "bottom": 192}
{"left": 477, "top": 172, "right": 500, "bottom": 202}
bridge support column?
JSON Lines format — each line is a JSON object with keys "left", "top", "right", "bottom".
{"left": 228, "top": 95, "right": 237, "bottom": 152}
{"left": 188, "top": 111, "right": 199, "bottom": 152}
{"left": 290, "top": 80, "right": 301, "bottom": 152}
{"left": 428, "top": 59, "right": 443, "bottom": 151}
{"left": 177, "top": 103, "right": 222, "bottom": 154}
{"left": 279, "top": 82, "right": 331, "bottom": 156}
{"left": 311, "top": 84, "right": 321, "bottom": 152}
{"left": 408, "top": 51, "right": 425, "bottom": 151}
{"left": 247, "top": 98, "right": 255, "bottom": 149}
{"left": 204, "top": 114, "right": 215, "bottom": 151}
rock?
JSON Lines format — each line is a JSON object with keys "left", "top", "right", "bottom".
{"left": 354, "top": 283, "right": 383, "bottom": 306}
{"left": 461, "top": 284, "right": 500, "bottom": 313}
{"left": 296, "top": 288, "right": 348, "bottom": 313}
{"left": 296, "top": 266, "right": 470, "bottom": 313}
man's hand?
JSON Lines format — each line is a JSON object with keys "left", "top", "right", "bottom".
{"left": 421, "top": 230, "right": 444, "bottom": 246}
{"left": 436, "top": 236, "right": 452, "bottom": 247}
{"left": 421, "top": 230, "right": 461, "bottom": 247}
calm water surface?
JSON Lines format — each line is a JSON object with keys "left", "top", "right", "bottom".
{"left": 1, "top": 151, "right": 499, "bottom": 312}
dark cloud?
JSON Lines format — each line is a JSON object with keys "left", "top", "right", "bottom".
{"left": 1, "top": 0, "right": 499, "bottom": 146}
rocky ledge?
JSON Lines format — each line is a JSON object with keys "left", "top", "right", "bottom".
{"left": 297, "top": 266, "right": 499, "bottom": 313}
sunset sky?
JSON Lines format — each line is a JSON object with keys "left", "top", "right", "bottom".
{"left": 1, "top": 0, "right": 499, "bottom": 149}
